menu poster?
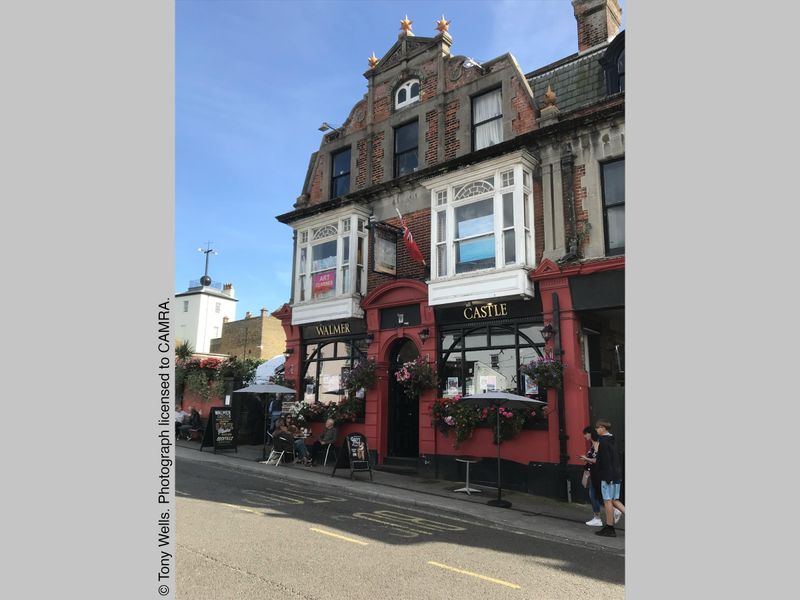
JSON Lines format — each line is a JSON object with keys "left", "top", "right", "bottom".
{"left": 524, "top": 375, "right": 539, "bottom": 395}
{"left": 331, "top": 432, "right": 373, "bottom": 481}
{"left": 201, "top": 407, "right": 237, "bottom": 454}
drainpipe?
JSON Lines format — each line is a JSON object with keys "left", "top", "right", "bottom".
{"left": 552, "top": 292, "right": 570, "bottom": 499}
{"left": 560, "top": 144, "right": 578, "bottom": 257}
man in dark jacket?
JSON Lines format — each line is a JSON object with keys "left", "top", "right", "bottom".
{"left": 594, "top": 419, "right": 625, "bottom": 537}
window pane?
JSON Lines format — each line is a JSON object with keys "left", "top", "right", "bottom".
{"left": 490, "top": 327, "right": 515, "bottom": 346}
{"left": 299, "top": 276, "right": 305, "bottom": 301}
{"left": 332, "top": 149, "right": 351, "bottom": 175}
{"left": 464, "top": 329, "right": 489, "bottom": 348}
{"left": 332, "top": 174, "right": 349, "bottom": 198}
{"left": 603, "top": 160, "right": 625, "bottom": 206}
{"left": 473, "top": 89, "right": 502, "bottom": 122}
{"left": 441, "top": 332, "right": 462, "bottom": 351}
{"left": 397, "top": 88, "right": 407, "bottom": 104}
{"left": 518, "top": 324, "right": 545, "bottom": 346}
{"left": 504, "top": 229, "right": 516, "bottom": 264}
{"left": 456, "top": 236, "right": 495, "bottom": 272}
{"left": 503, "top": 192, "right": 514, "bottom": 227}
{"left": 395, "top": 121, "right": 418, "bottom": 153}
{"left": 437, "top": 244, "right": 447, "bottom": 276}
{"left": 474, "top": 119, "right": 502, "bottom": 150}
{"left": 341, "top": 265, "right": 350, "bottom": 294}
{"left": 436, "top": 211, "right": 446, "bottom": 243}
{"left": 300, "top": 247, "right": 306, "bottom": 272}
{"left": 455, "top": 198, "right": 493, "bottom": 238}
{"left": 410, "top": 82, "right": 419, "bottom": 98}
{"left": 464, "top": 349, "right": 517, "bottom": 394}
{"left": 607, "top": 205, "right": 625, "bottom": 250}
{"left": 395, "top": 149, "right": 418, "bottom": 176}
{"left": 311, "top": 240, "right": 337, "bottom": 271}
{"left": 342, "top": 237, "right": 350, "bottom": 264}
{"left": 523, "top": 193, "right": 530, "bottom": 228}
{"left": 356, "top": 237, "right": 363, "bottom": 265}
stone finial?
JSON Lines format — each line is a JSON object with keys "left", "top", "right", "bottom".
{"left": 543, "top": 84, "right": 557, "bottom": 108}
{"left": 400, "top": 15, "right": 413, "bottom": 35}
{"left": 368, "top": 52, "right": 379, "bottom": 69}
{"left": 435, "top": 15, "right": 450, "bottom": 34}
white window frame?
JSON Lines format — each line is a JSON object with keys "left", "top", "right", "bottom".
{"left": 294, "top": 212, "right": 369, "bottom": 305}
{"left": 395, "top": 79, "right": 420, "bottom": 110}
{"left": 430, "top": 157, "right": 536, "bottom": 281}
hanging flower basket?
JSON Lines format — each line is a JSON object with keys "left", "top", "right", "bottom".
{"left": 431, "top": 395, "right": 480, "bottom": 447}
{"left": 395, "top": 356, "right": 437, "bottom": 398}
{"left": 520, "top": 356, "right": 564, "bottom": 389}
{"left": 341, "top": 358, "right": 377, "bottom": 398}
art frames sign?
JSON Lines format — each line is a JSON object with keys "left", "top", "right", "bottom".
{"left": 312, "top": 270, "right": 336, "bottom": 298}
{"left": 200, "top": 406, "right": 238, "bottom": 454}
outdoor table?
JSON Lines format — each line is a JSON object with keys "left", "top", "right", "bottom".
{"left": 454, "top": 456, "right": 482, "bottom": 495}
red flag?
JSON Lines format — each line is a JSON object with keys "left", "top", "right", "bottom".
{"left": 397, "top": 209, "right": 426, "bottom": 265}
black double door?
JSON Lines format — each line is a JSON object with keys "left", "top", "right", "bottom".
{"left": 387, "top": 338, "right": 419, "bottom": 458}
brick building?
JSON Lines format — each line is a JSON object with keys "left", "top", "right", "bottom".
{"left": 209, "top": 308, "right": 287, "bottom": 361}
{"left": 274, "top": 1, "right": 625, "bottom": 500}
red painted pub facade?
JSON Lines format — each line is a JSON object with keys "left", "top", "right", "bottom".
{"left": 274, "top": 2, "right": 625, "bottom": 500}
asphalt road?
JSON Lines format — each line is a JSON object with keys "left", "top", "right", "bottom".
{"left": 177, "top": 460, "right": 624, "bottom": 599}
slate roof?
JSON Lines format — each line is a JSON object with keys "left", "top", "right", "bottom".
{"left": 526, "top": 45, "right": 608, "bottom": 115}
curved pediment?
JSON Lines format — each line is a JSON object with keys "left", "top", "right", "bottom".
{"left": 362, "top": 279, "right": 428, "bottom": 308}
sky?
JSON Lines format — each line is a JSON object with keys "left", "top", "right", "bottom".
{"left": 176, "top": 0, "right": 625, "bottom": 319}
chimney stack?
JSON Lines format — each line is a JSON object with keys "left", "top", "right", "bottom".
{"left": 260, "top": 308, "right": 268, "bottom": 319}
{"left": 222, "top": 283, "right": 235, "bottom": 298}
{"left": 572, "top": 0, "right": 622, "bottom": 52}
{"left": 245, "top": 311, "right": 252, "bottom": 319}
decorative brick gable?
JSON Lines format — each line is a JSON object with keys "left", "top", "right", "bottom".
{"left": 308, "top": 157, "right": 323, "bottom": 205}
{"left": 355, "top": 138, "right": 368, "bottom": 190}
{"left": 511, "top": 76, "right": 536, "bottom": 135}
{"left": 425, "top": 108, "right": 438, "bottom": 166}
{"left": 371, "top": 131, "right": 385, "bottom": 185}
{"left": 444, "top": 100, "right": 460, "bottom": 160}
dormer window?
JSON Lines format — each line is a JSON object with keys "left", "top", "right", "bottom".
{"left": 395, "top": 79, "right": 420, "bottom": 110}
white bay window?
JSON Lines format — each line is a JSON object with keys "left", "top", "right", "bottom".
{"left": 296, "top": 216, "right": 367, "bottom": 303}
{"left": 425, "top": 152, "right": 538, "bottom": 306}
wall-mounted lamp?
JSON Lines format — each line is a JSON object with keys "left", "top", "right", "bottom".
{"left": 419, "top": 328, "right": 430, "bottom": 343}
{"left": 365, "top": 333, "right": 374, "bottom": 344}
{"left": 318, "top": 122, "right": 343, "bottom": 134}
{"left": 540, "top": 323, "right": 556, "bottom": 342}
{"left": 283, "top": 348, "right": 294, "bottom": 358}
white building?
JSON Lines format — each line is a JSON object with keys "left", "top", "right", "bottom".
{"left": 175, "top": 281, "right": 237, "bottom": 353}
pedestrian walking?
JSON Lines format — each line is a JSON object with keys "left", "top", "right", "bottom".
{"left": 579, "top": 426, "right": 603, "bottom": 526}
{"left": 593, "top": 419, "right": 625, "bottom": 537}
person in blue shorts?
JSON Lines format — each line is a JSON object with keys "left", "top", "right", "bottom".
{"left": 594, "top": 419, "right": 625, "bottom": 537}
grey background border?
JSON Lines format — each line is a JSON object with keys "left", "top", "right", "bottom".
{"left": 3, "top": 1, "right": 174, "bottom": 598}
{"left": 3, "top": 0, "right": 800, "bottom": 598}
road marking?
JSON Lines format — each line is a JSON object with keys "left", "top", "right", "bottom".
{"left": 427, "top": 561, "right": 521, "bottom": 590}
{"left": 222, "top": 503, "right": 261, "bottom": 514}
{"left": 310, "top": 528, "right": 369, "bottom": 546}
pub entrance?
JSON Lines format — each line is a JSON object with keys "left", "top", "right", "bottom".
{"left": 387, "top": 338, "right": 419, "bottom": 458}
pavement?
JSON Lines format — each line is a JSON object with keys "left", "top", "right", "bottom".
{"left": 176, "top": 438, "right": 625, "bottom": 554}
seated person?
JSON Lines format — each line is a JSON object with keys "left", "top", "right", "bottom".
{"left": 179, "top": 407, "right": 202, "bottom": 439}
{"left": 271, "top": 420, "right": 295, "bottom": 457}
{"left": 284, "top": 415, "right": 311, "bottom": 465}
{"left": 310, "top": 418, "right": 338, "bottom": 465}
{"left": 175, "top": 405, "right": 189, "bottom": 436}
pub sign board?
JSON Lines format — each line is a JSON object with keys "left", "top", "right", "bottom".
{"left": 302, "top": 318, "right": 366, "bottom": 341}
{"left": 331, "top": 432, "right": 373, "bottom": 481}
{"left": 200, "top": 406, "right": 238, "bottom": 454}
{"left": 435, "top": 297, "right": 542, "bottom": 325}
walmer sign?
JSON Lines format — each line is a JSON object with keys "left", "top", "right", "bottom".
{"left": 302, "top": 318, "right": 366, "bottom": 340}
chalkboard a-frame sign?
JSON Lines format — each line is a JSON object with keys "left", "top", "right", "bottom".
{"left": 200, "top": 407, "right": 238, "bottom": 454}
{"left": 331, "top": 432, "right": 373, "bottom": 480}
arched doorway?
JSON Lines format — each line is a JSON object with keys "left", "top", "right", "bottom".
{"left": 387, "top": 338, "right": 419, "bottom": 458}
